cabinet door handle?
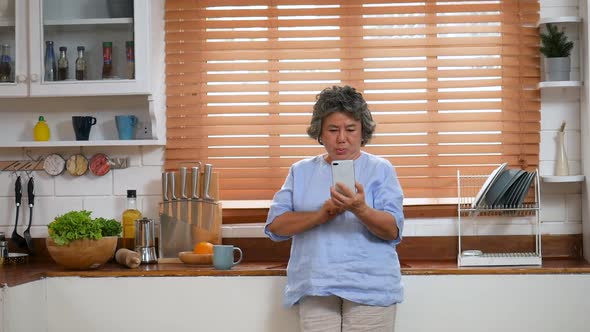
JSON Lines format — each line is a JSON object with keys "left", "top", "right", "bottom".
{"left": 30, "top": 74, "right": 39, "bottom": 82}
{"left": 16, "top": 75, "right": 27, "bottom": 83}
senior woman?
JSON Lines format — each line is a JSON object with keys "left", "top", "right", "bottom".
{"left": 265, "top": 85, "right": 405, "bottom": 332}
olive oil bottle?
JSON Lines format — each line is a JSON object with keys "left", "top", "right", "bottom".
{"left": 122, "top": 189, "right": 142, "bottom": 249}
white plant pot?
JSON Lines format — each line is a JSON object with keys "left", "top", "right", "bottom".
{"left": 546, "top": 57, "right": 570, "bottom": 81}
{"left": 555, "top": 131, "right": 569, "bottom": 176}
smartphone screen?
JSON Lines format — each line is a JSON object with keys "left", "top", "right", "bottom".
{"left": 331, "top": 160, "right": 356, "bottom": 194}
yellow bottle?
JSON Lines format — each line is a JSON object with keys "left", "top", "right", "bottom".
{"left": 34, "top": 116, "right": 50, "bottom": 141}
{"left": 122, "top": 189, "right": 142, "bottom": 249}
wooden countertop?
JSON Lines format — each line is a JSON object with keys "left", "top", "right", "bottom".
{"left": 1, "top": 259, "right": 590, "bottom": 288}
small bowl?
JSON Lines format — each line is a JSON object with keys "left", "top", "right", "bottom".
{"left": 178, "top": 251, "right": 212, "bottom": 265}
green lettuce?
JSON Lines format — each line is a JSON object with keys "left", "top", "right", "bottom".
{"left": 48, "top": 210, "right": 121, "bottom": 245}
{"left": 94, "top": 217, "right": 123, "bottom": 237}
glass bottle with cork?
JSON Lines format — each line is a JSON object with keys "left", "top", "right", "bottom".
{"left": 75, "top": 46, "right": 87, "bottom": 80}
{"left": 0, "top": 44, "right": 12, "bottom": 82}
{"left": 57, "top": 46, "right": 68, "bottom": 81}
{"left": 122, "top": 189, "right": 142, "bottom": 248}
{"left": 102, "top": 41, "right": 113, "bottom": 79}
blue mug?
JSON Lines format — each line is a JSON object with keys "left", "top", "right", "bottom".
{"left": 213, "top": 245, "right": 243, "bottom": 270}
{"left": 72, "top": 116, "right": 97, "bottom": 141}
{"left": 115, "top": 115, "right": 138, "bottom": 140}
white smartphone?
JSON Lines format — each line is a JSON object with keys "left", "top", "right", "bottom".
{"left": 331, "top": 160, "right": 356, "bottom": 194}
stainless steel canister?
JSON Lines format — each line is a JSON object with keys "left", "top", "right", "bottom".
{"left": 0, "top": 240, "right": 8, "bottom": 265}
{"left": 134, "top": 217, "right": 157, "bottom": 264}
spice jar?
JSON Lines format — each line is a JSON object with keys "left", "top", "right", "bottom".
{"left": 102, "top": 41, "right": 113, "bottom": 79}
{"left": 126, "top": 40, "right": 134, "bottom": 79}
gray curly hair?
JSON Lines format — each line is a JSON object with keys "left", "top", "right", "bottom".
{"left": 306, "top": 85, "right": 376, "bottom": 146}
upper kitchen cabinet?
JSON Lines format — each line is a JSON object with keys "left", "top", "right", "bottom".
{"left": 0, "top": 0, "right": 150, "bottom": 97}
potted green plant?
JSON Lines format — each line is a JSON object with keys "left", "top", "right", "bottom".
{"left": 46, "top": 210, "right": 122, "bottom": 270}
{"left": 540, "top": 23, "right": 574, "bottom": 81}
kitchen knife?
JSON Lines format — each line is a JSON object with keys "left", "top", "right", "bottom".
{"left": 203, "top": 164, "right": 214, "bottom": 201}
{"left": 163, "top": 171, "right": 179, "bottom": 257}
{"left": 201, "top": 164, "right": 215, "bottom": 230}
{"left": 179, "top": 167, "right": 188, "bottom": 200}
{"left": 168, "top": 171, "right": 177, "bottom": 201}
{"left": 179, "top": 167, "right": 189, "bottom": 235}
{"left": 191, "top": 166, "right": 200, "bottom": 200}
{"left": 190, "top": 166, "right": 201, "bottom": 226}
{"left": 167, "top": 171, "right": 179, "bottom": 227}
{"left": 188, "top": 166, "right": 201, "bottom": 248}
{"left": 162, "top": 172, "right": 169, "bottom": 202}
{"left": 159, "top": 171, "right": 171, "bottom": 258}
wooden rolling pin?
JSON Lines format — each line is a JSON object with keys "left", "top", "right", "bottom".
{"left": 115, "top": 248, "right": 141, "bottom": 268}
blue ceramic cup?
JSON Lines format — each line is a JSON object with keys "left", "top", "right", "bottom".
{"left": 213, "top": 245, "right": 243, "bottom": 270}
{"left": 115, "top": 115, "right": 138, "bottom": 140}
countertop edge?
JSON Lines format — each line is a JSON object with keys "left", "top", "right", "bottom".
{"left": 2, "top": 260, "right": 590, "bottom": 288}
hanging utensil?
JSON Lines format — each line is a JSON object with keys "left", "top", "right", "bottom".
{"left": 11, "top": 176, "right": 27, "bottom": 248}
{"left": 23, "top": 176, "right": 34, "bottom": 253}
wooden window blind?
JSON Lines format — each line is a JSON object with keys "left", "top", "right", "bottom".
{"left": 165, "top": 0, "right": 540, "bottom": 200}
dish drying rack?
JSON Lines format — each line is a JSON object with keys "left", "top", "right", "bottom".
{"left": 457, "top": 169, "right": 542, "bottom": 267}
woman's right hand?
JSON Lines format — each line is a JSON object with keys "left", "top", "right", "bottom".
{"left": 267, "top": 199, "right": 344, "bottom": 236}
{"left": 319, "top": 199, "right": 344, "bottom": 223}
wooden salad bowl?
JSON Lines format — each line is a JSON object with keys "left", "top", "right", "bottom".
{"left": 46, "top": 236, "right": 118, "bottom": 270}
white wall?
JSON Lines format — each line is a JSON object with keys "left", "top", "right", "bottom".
{"left": 3, "top": 275, "right": 590, "bottom": 332}
{"left": 0, "top": 0, "right": 585, "bottom": 244}
{"left": 538, "top": 0, "right": 585, "bottom": 242}
{"left": 580, "top": 0, "right": 590, "bottom": 262}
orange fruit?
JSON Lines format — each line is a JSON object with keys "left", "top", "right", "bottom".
{"left": 193, "top": 241, "right": 214, "bottom": 254}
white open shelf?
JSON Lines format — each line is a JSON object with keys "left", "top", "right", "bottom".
{"left": 541, "top": 175, "right": 585, "bottom": 183}
{"left": 44, "top": 18, "right": 133, "bottom": 26}
{"left": 538, "top": 16, "right": 582, "bottom": 25}
{"left": 0, "top": 18, "right": 15, "bottom": 27}
{"left": 539, "top": 81, "right": 583, "bottom": 89}
{"left": 0, "top": 139, "right": 164, "bottom": 148}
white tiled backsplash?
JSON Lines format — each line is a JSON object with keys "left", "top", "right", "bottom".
{"left": 0, "top": 147, "right": 164, "bottom": 238}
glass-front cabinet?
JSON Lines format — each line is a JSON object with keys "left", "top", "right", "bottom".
{"left": 0, "top": 0, "right": 23, "bottom": 95}
{"left": 0, "top": 0, "right": 149, "bottom": 97}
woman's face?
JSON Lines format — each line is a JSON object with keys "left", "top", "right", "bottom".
{"left": 320, "top": 112, "right": 363, "bottom": 162}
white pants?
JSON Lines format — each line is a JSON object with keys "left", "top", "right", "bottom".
{"left": 299, "top": 295, "right": 397, "bottom": 332}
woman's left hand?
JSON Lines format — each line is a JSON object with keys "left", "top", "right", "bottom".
{"left": 330, "top": 182, "right": 368, "bottom": 216}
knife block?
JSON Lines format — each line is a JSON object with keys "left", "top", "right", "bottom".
{"left": 158, "top": 171, "right": 222, "bottom": 262}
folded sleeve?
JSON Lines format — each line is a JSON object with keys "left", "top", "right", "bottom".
{"left": 265, "top": 166, "right": 295, "bottom": 241}
{"left": 373, "top": 163, "right": 405, "bottom": 245}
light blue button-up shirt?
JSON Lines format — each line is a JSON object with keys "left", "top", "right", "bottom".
{"left": 265, "top": 151, "right": 404, "bottom": 307}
